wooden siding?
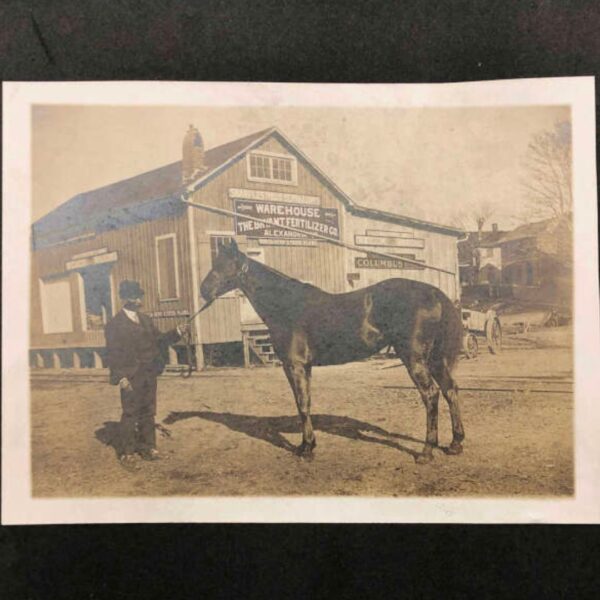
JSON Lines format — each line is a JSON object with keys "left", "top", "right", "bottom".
{"left": 345, "top": 213, "right": 460, "bottom": 301}
{"left": 31, "top": 211, "right": 192, "bottom": 349}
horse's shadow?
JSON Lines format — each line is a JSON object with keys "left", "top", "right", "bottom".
{"left": 162, "top": 411, "right": 422, "bottom": 458}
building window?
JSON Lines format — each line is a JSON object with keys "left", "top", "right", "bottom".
{"left": 39, "top": 276, "right": 74, "bottom": 334}
{"left": 155, "top": 234, "right": 179, "bottom": 300}
{"left": 271, "top": 157, "right": 292, "bottom": 181}
{"left": 525, "top": 262, "right": 534, "bottom": 285}
{"left": 210, "top": 235, "right": 234, "bottom": 266}
{"left": 249, "top": 154, "right": 271, "bottom": 179}
{"left": 247, "top": 152, "right": 297, "bottom": 185}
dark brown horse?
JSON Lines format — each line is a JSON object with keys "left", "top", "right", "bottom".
{"left": 200, "top": 240, "right": 464, "bottom": 463}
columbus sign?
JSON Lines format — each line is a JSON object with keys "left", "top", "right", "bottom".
{"left": 355, "top": 254, "right": 425, "bottom": 270}
{"left": 233, "top": 199, "right": 340, "bottom": 240}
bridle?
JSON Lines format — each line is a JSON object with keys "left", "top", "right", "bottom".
{"left": 179, "top": 256, "right": 249, "bottom": 378}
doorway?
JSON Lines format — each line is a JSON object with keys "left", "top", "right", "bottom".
{"left": 77, "top": 264, "right": 114, "bottom": 330}
{"left": 240, "top": 248, "right": 264, "bottom": 325}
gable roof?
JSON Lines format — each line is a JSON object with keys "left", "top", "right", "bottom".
{"left": 497, "top": 215, "right": 570, "bottom": 244}
{"left": 458, "top": 230, "right": 506, "bottom": 248}
{"left": 184, "top": 127, "right": 462, "bottom": 237}
{"left": 32, "top": 128, "right": 274, "bottom": 248}
{"left": 349, "top": 204, "right": 463, "bottom": 237}
{"left": 33, "top": 125, "right": 462, "bottom": 248}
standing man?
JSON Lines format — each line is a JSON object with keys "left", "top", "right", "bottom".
{"left": 104, "top": 280, "right": 189, "bottom": 468}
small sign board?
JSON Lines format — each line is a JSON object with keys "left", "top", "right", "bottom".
{"left": 66, "top": 251, "right": 118, "bottom": 271}
{"left": 258, "top": 239, "right": 318, "bottom": 247}
{"left": 355, "top": 235, "right": 425, "bottom": 249}
{"left": 365, "top": 229, "right": 413, "bottom": 238}
{"left": 147, "top": 309, "right": 190, "bottom": 318}
{"left": 229, "top": 188, "right": 320, "bottom": 206}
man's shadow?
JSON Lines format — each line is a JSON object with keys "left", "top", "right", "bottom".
{"left": 95, "top": 421, "right": 122, "bottom": 457}
{"left": 95, "top": 422, "right": 172, "bottom": 457}
{"left": 162, "top": 411, "right": 422, "bottom": 458}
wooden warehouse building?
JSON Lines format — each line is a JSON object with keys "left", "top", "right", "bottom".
{"left": 31, "top": 125, "right": 462, "bottom": 370}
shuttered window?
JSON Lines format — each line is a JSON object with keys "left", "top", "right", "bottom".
{"left": 39, "top": 276, "right": 74, "bottom": 333}
{"left": 155, "top": 234, "right": 179, "bottom": 300}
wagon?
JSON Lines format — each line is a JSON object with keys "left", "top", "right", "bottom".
{"left": 460, "top": 307, "right": 502, "bottom": 359}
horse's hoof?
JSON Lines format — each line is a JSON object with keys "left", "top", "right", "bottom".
{"left": 296, "top": 439, "right": 316, "bottom": 458}
{"left": 415, "top": 452, "right": 434, "bottom": 465}
{"left": 446, "top": 442, "right": 463, "bottom": 455}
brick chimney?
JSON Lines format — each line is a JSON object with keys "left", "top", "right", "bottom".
{"left": 182, "top": 125, "right": 205, "bottom": 183}
{"left": 476, "top": 217, "right": 484, "bottom": 241}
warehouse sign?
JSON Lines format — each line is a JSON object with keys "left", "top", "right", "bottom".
{"left": 233, "top": 199, "right": 340, "bottom": 240}
{"left": 355, "top": 254, "right": 425, "bottom": 270}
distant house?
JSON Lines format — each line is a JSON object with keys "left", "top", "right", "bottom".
{"left": 499, "top": 214, "right": 572, "bottom": 307}
{"left": 457, "top": 224, "right": 505, "bottom": 287}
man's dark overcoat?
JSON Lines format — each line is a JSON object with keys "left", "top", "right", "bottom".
{"left": 104, "top": 310, "right": 181, "bottom": 455}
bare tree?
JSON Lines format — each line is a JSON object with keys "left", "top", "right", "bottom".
{"left": 451, "top": 200, "right": 495, "bottom": 233}
{"left": 520, "top": 120, "right": 572, "bottom": 220}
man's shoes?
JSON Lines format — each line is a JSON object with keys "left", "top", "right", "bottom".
{"left": 119, "top": 453, "right": 140, "bottom": 471}
{"left": 138, "top": 448, "right": 161, "bottom": 461}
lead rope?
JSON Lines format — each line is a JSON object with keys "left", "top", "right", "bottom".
{"left": 180, "top": 299, "right": 214, "bottom": 378}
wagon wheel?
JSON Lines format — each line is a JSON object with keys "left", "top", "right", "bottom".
{"left": 463, "top": 333, "right": 478, "bottom": 359}
{"left": 486, "top": 318, "right": 502, "bottom": 354}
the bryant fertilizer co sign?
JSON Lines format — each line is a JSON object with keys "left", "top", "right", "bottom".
{"left": 233, "top": 199, "right": 340, "bottom": 240}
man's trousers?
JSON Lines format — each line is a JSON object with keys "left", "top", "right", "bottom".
{"left": 119, "top": 367, "right": 158, "bottom": 456}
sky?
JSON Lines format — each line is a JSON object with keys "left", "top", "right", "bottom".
{"left": 31, "top": 104, "right": 569, "bottom": 230}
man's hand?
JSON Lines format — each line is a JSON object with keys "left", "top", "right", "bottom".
{"left": 119, "top": 377, "right": 133, "bottom": 392}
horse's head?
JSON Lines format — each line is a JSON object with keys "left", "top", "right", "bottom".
{"left": 200, "top": 239, "right": 249, "bottom": 302}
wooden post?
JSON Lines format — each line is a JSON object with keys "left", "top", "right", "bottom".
{"left": 168, "top": 346, "right": 178, "bottom": 366}
{"left": 242, "top": 332, "right": 250, "bottom": 369}
{"left": 52, "top": 352, "right": 61, "bottom": 369}
{"left": 186, "top": 204, "right": 205, "bottom": 370}
{"left": 194, "top": 343, "right": 204, "bottom": 372}
{"left": 93, "top": 351, "right": 103, "bottom": 369}
{"left": 72, "top": 350, "right": 82, "bottom": 369}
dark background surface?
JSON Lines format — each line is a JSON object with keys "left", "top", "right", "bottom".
{"left": 2, "top": 0, "right": 599, "bottom": 597}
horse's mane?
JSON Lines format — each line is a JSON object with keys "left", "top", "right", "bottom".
{"left": 246, "top": 255, "right": 322, "bottom": 293}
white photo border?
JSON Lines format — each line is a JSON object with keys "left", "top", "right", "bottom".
{"left": 2, "top": 78, "right": 598, "bottom": 524}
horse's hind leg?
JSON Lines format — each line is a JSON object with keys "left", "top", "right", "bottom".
{"left": 404, "top": 356, "right": 440, "bottom": 464}
{"left": 431, "top": 359, "right": 464, "bottom": 455}
{"left": 283, "top": 361, "right": 316, "bottom": 457}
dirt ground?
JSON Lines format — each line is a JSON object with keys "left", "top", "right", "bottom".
{"left": 30, "top": 327, "right": 573, "bottom": 497}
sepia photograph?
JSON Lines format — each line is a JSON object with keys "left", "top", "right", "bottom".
{"left": 3, "top": 79, "right": 599, "bottom": 523}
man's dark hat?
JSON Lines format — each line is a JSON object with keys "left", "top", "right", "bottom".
{"left": 119, "top": 280, "right": 145, "bottom": 299}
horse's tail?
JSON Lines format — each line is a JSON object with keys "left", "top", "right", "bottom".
{"left": 432, "top": 294, "right": 463, "bottom": 372}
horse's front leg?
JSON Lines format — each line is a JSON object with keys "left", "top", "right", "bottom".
{"left": 283, "top": 361, "right": 316, "bottom": 457}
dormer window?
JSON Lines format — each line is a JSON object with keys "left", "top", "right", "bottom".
{"left": 247, "top": 151, "right": 297, "bottom": 185}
